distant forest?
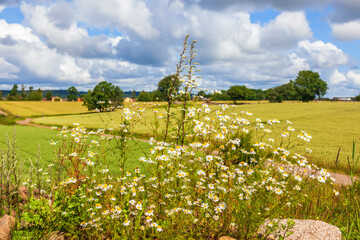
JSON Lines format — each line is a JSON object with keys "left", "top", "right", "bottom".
{"left": 0, "top": 90, "right": 140, "bottom": 99}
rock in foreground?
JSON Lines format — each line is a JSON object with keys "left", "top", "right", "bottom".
{"left": 0, "top": 215, "right": 15, "bottom": 240}
{"left": 258, "top": 219, "right": 341, "bottom": 240}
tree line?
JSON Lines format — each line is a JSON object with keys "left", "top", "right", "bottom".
{"left": 138, "top": 70, "right": 330, "bottom": 104}
{"left": 2, "top": 70, "right": 358, "bottom": 112}
{"left": 0, "top": 85, "right": 80, "bottom": 102}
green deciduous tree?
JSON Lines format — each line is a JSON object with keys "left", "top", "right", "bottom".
{"left": 267, "top": 82, "right": 298, "bottom": 103}
{"left": 157, "top": 74, "right": 180, "bottom": 101}
{"left": 7, "top": 84, "right": 19, "bottom": 101}
{"left": 131, "top": 89, "right": 136, "bottom": 99}
{"left": 83, "top": 81, "right": 124, "bottom": 112}
{"left": 20, "top": 84, "right": 26, "bottom": 100}
{"left": 45, "top": 91, "right": 53, "bottom": 101}
{"left": 67, "top": 86, "right": 79, "bottom": 101}
{"left": 247, "top": 89, "right": 266, "bottom": 101}
{"left": 294, "top": 70, "right": 328, "bottom": 102}
{"left": 227, "top": 85, "right": 249, "bottom": 104}
{"left": 28, "top": 88, "right": 43, "bottom": 101}
{"left": 210, "top": 90, "right": 231, "bottom": 101}
{"left": 137, "top": 91, "right": 152, "bottom": 102}
{"left": 151, "top": 90, "right": 163, "bottom": 102}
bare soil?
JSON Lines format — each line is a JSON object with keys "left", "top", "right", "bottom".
{"left": 0, "top": 110, "right": 8, "bottom": 116}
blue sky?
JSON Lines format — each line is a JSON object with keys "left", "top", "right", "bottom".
{"left": 0, "top": 0, "right": 359, "bottom": 97}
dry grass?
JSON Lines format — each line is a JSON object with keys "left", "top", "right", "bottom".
{"left": 0, "top": 101, "right": 88, "bottom": 117}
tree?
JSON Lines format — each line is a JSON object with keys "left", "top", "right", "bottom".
{"left": 0, "top": 90, "right": 2, "bottom": 100}
{"left": 28, "top": 88, "right": 43, "bottom": 101}
{"left": 45, "top": 91, "right": 53, "bottom": 101}
{"left": 137, "top": 91, "right": 152, "bottom": 102}
{"left": 20, "top": 84, "right": 27, "bottom": 100}
{"left": 267, "top": 88, "right": 282, "bottom": 103}
{"left": 354, "top": 94, "right": 360, "bottom": 101}
{"left": 211, "top": 90, "right": 231, "bottom": 101}
{"left": 248, "top": 89, "right": 266, "bottom": 101}
{"left": 293, "top": 70, "right": 328, "bottom": 102}
{"left": 157, "top": 74, "right": 180, "bottom": 101}
{"left": 67, "top": 86, "right": 79, "bottom": 101}
{"left": 83, "top": 81, "right": 124, "bottom": 112}
{"left": 267, "top": 82, "right": 298, "bottom": 103}
{"left": 151, "top": 90, "right": 163, "bottom": 101}
{"left": 131, "top": 89, "right": 136, "bottom": 99}
{"left": 7, "top": 84, "right": 19, "bottom": 101}
{"left": 227, "top": 85, "right": 249, "bottom": 104}
{"left": 197, "top": 90, "right": 206, "bottom": 97}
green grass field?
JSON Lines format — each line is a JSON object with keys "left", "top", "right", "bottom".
{"left": 0, "top": 125, "right": 151, "bottom": 174}
{"left": 0, "top": 101, "right": 88, "bottom": 117}
{"left": 32, "top": 101, "right": 360, "bottom": 172}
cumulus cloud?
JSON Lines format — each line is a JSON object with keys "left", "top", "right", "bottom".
{"left": 260, "top": 11, "right": 312, "bottom": 49}
{"left": 297, "top": 40, "right": 348, "bottom": 69}
{"left": 347, "top": 70, "right": 360, "bottom": 86}
{"left": 0, "top": 57, "right": 19, "bottom": 79}
{"left": 329, "top": 69, "right": 347, "bottom": 85}
{"left": 194, "top": 0, "right": 321, "bottom": 12}
{"left": 0, "top": 0, "right": 357, "bottom": 97}
{"left": 331, "top": 20, "right": 360, "bottom": 41}
{"left": 0, "top": 19, "right": 98, "bottom": 86}
{"left": 21, "top": 3, "right": 115, "bottom": 58}
{"left": 73, "top": 0, "right": 159, "bottom": 39}
{"left": 329, "top": 0, "right": 360, "bottom": 23}
{"left": 0, "top": 0, "right": 20, "bottom": 7}
{"left": 195, "top": 0, "right": 360, "bottom": 24}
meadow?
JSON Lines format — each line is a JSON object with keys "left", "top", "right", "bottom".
{"left": 0, "top": 101, "right": 88, "bottom": 116}
{"left": 0, "top": 124, "right": 151, "bottom": 174}
{"left": 3, "top": 99, "right": 359, "bottom": 239}
{"left": 31, "top": 101, "right": 360, "bottom": 173}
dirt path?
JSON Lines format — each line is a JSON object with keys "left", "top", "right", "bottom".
{"left": 0, "top": 110, "right": 8, "bottom": 116}
{"left": 15, "top": 118, "right": 358, "bottom": 186}
{"left": 16, "top": 118, "right": 52, "bottom": 129}
{"left": 284, "top": 164, "right": 358, "bottom": 186}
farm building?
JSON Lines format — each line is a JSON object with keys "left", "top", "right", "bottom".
{"left": 124, "top": 97, "right": 135, "bottom": 103}
{"left": 332, "top": 97, "right": 353, "bottom": 101}
{"left": 42, "top": 96, "right": 63, "bottom": 102}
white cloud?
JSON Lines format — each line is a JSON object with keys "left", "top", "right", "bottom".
{"left": 347, "top": 70, "right": 360, "bottom": 85}
{"left": 283, "top": 53, "right": 310, "bottom": 76}
{"left": 73, "top": 0, "right": 159, "bottom": 39}
{"left": 331, "top": 20, "right": 360, "bottom": 41}
{"left": 329, "top": 69, "right": 347, "bottom": 85}
{"left": 0, "top": 5, "right": 5, "bottom": 13}
{"left": 0, "top": 19, "right": 100, "bottom": 85}
{"left": 0, "top": 0, "right": 357, "bottom": 97}
{"left": 260, "top": 11, "right": 312, "bottom": 49}
{"left": 0, "top": 57, "right": 19, "bottom": 79}
{"left": 21, "top": 3, "right": 114, "bottom": 58}
{"left": 0, "top": 19, "right": 40, "bottom": 43}
{"left": 297, "top": 40, "right": 348, "bottom": 68}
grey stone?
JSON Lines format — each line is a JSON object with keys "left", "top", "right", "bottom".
{"left": 258, "top": 219, "right": 341, "bottom": 240}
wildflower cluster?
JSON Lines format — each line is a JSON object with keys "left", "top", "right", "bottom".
{"left": 19, "top": 36, "right": 339, "bottom": 239}
{"left": 28, "top": 100, "right": 338, "bottom": 239}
